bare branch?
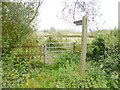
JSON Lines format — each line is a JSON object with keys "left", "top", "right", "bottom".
{"left": 29, "top": 0, "right": 44, "bottom": 23}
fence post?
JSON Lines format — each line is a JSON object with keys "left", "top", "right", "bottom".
{"left": 28, "top": 46, "right": 30, "bottom": 59}
{"left": 80, "top": 15, "right": 88, "bottom": 76}
{"left": 44, "top": 43, "right": 47, "bottom": 64}
{"left": 73, "top": 42, "right": 76, "bottom": 52}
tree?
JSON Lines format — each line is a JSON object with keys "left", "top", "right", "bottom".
{"left": 2, "top": 0, "right": 44, "bottom": 53}
{"left": 62, "top": 0, "right": 101, "bottom": 32}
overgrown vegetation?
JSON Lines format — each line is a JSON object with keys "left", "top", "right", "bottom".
{"left": 2, "top": 29, "right": 119, "bottom": 89}
{"left": 1, "top": 1, "right": 119, "bottom": 89}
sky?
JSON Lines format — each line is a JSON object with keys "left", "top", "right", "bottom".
{"left": 34, "top": 0, "right": 120, "bottom": 31}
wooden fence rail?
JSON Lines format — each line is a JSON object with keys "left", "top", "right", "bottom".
{"left": 12, "top": 42, "right": 76, "bottom": 63}
{"left": 44, "top": 35, "right": 93, "bottom": 38}
{"left": 12, "top": 45, "right": 43, "bottom": 59}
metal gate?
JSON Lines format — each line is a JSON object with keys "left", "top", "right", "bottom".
{"left": 44, "top": 42, "right": 75, "bottom": 64}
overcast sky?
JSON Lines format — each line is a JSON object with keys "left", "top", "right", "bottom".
{"left": 35, "top": 0, "right": 119, "bottom": 31}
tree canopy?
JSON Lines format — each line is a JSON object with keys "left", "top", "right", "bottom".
{"left": 2, "top": 1, "right": 43, "bottom": 53}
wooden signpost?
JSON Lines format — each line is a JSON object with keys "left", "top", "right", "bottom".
{"left": 118, "top": 1, "right": 120, "bottom": 30}
{"left": 118, "top": 2, "right": 120, "bottom": 76}
{"left": 73, "top": 15, "right": 88, "bottom": 76}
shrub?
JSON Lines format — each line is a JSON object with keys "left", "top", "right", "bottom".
{"left": 87, "top": 36, "right": 106, "bottom": 61}
{"left": 86, "top": 30, "right": 119, "bottom": 88}
{"left": 101, "top": 54, "right": 119, "bottom": 89}
{"left": 2, "top": 53, "right": 31, "bottom": 88}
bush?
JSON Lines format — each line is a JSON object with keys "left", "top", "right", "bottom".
{"left": 2, "top": 53, "right": 31, "bottom": 88}
{"left": 87, "top": 36, "right": 106, "bottom": 61}
{"left": 86, "top": 30, "right": 119, "bottom": 89}
{"left": 87, "top": 30, "right": 118, "bottom": 61}
{"left": 100, "top": 54, "right": 119, "bottom": 89}
{"left": 2, "top": 2, "right": 36, "bottom": 53}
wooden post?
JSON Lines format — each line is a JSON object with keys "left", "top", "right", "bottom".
{"left": 44, "top": 44, "right": 47, "bottom": 64}
{"left": 118, "top": 2, "right": 120, "bottom": 84}
{"left": 80, "top": 15, "right": 88, "bottom": 76}
{"left": 73, "top": 42, "right": 75, "bottom": 52}
{"left": 118, "top": 1, "right": 120, "bottom": 52}
{"left": 118, "top": 1, "right": 120, "bottom": 30}
{"left": 28, "top": 46, "right": 31, "bottom": 59}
